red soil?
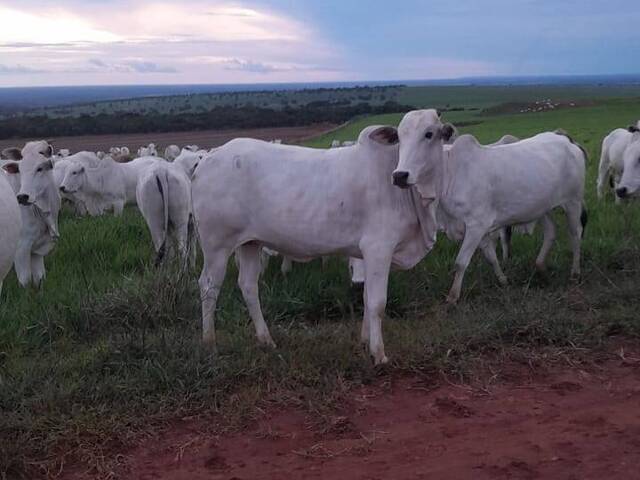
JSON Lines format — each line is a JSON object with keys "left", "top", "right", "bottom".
{"left": 63, "top": 345, "right": 640, "bottom": 480}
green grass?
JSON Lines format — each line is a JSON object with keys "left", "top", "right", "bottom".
{"left": 2, "top": 94, "right": 640, "bottom": 478}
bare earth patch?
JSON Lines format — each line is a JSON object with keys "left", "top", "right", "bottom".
{"left": 0, "top": 123, "right": 337, "bottom": 153}
{"left": 62, "top": 344, "right": 640, "bottom": 480}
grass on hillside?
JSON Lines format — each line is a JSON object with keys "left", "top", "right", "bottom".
{"left": 2, "top": 96, "right": 640, "bottom": 478}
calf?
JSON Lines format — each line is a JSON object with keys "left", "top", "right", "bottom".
{"left": 597, "top": 122, "right": 640, "bottom": 201}
{"left": 0, "top": 169, "right": 21, "bottom": 296}
{"left": 137, "top": 162, "right": 195, "bottom": 266}
{"left": 192, "top": 126, "right": 439, "bottom": 364}
{"left": 1, "top": 141, "right": 60, "bottom": 288}
{"left": 613, "top": 129, "right": 640, "bottom": 199}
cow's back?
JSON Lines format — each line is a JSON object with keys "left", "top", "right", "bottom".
{"left": 192, "top": 138, "right": 408, "bottom": 257}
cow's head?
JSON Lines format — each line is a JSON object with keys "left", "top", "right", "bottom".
{"left": 616, "top": 132, "right": 640, "bottom": 199}
{"left": 175, "top": 149, "right": 207, "bottom": 178}
{"left": 6, "top": 141, "right": 55, "bottom": 206}
{"left": 392, "top": 109, "right": 455, "bottom": 189}
{"left": 59, "top": 160, "right": 87, "bottom": 194}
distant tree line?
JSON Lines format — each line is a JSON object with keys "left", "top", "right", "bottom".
{"left": 0, "top": 101, "right": 412, "bottom": 139}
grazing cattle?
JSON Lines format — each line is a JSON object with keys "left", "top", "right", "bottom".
{"left": 137, "top": 143, "right": 158, "bottom": 157}
{"left": 184, "top": 145, "right": 200, "bottom": 152}
{"left": 613, "top": 129, "right": 640, "bottom": 199}
{"left": 164, "top": 145, "right": 181, "bottom": 162}
{"left": 56, "top": 148, "right": 71, "bottom": 158}
{"left": 597, "top": 123, "right": 640, "bottom": 201}
{"left": 330, "top": 140, "right": 341, "bottom": 148}
{"left": 173, "top": 149, "right": 207, "bottom": 179}
{"left": 393, "top": 109, "right": 587, "bottom": 303}
{"left": 192, "top": 126, "right": 438, "bottom": 364}
{"left": 0, "top": 169, "right": 21, "bottom": 296}
{"left": 342, "top": 140, "right": 356, "bottom": 147}
{"left": 1, "top": 141, "right": 60, "bottom": 288}
{"left": 137, "top": 162, "right": 194, "bottom": 266}
{"left": 60, "top": 154, "right": 157, "bottom": 215}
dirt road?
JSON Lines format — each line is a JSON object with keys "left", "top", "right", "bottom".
{"left": 62, "top": 346, "right": 640, "bottom": 480}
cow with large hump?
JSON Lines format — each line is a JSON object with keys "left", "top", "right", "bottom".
{"left": 1, "top": 141, "right": 60, "bottom": 288}
{"left": 192, "top": 126, "right": 439, "bottom": 364}
{"left": 597, "top": 121, "right": 640, "bottom": 201}
{"left": 136, "top": 161, "right": 195, "bottom": 267}
{"left": 60, "top": 154, "right": 158, "bottom": 215}
{"left": 392, "top": 109, "right": 587, "bottom": 304}
{"left": 613, "top": 128, "right": 640, "bottom": 199}
{"left": 0, "top": 165, "right": 21, "bottom": 296}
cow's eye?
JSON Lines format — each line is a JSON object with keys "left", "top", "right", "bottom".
{"left": 36, "top": 167, "right": 43, "bottom": 172}
{"left": 425, "top": 131, "right": 433, "bottom": 139}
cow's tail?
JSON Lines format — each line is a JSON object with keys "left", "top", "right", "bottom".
{"left": 580, "top": 203, "right": 588, "bottom": 239}
{"left": 155, "top": 170, "right": 170, "bottom": 267}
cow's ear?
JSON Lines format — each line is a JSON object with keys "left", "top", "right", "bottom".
{"left": 1, "top": 147, "right": 22, "bottom": 160}
{"left": 369, "top": 126, "right": 399, "bottom": 145}
{"left": 628, "top": 125, "right": 640, "bottom": 133}
{"left": 2, "top": 162, "right": 20, "bottom": 174}
{"left": 440, "top": 123, "right": 457, "bottom": 142}
{"left": 43, "top": 143, "right": 54, "bottom": 158}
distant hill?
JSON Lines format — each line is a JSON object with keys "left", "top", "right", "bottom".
{"left": 1, "top": 74, "right": 639, "bottom": 113}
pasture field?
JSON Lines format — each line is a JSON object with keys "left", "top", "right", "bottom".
{"left": 2, "top": 96, "right": 640, "bottom": 478}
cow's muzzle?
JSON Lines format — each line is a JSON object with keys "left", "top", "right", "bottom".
{"left": 16, "top": 194, "right": 32, "bottom": 205}
{"left": 616, "top": 187, "right": 628, "bottom": 199}
{"left": 392, "top": 171, "right": 410, "bottom": 188}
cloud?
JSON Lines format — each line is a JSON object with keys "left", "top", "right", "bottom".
{"left": 222, "top": 58, "right": 282, "bottom": 74}
{"left": 87, "top": 58, "right": 178, "bottom": 73}
{"left": 0, "top": 64, "right": 46, "bottom": 75}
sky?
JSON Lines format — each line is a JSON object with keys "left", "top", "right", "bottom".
{"left": 0, "top": 0, "right": 639, "bottom": 87}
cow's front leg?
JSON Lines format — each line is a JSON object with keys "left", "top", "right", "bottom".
{"left": 361, "top": 243, "right": 393, "bottom": 365}
{"left": 479, "top": 235, "right": 507, "bottom": 286}
{"left": 534, "top": 214, "right": 556, "bottom": 271}
{"left": 447, "top": 226, "right": 487, "bottom": 304}
{"left": 199, "top": 246, "right": 231, "bottom": 347}
{"left": 14, "top": 243, "right": 32, "bottom": 288}
{"left": 31, "top": 254, "right": 46, "bottom": 288}
{"left": 113, "top": 200, "right": 125, "bottom": 216}
{"left": 280, "top": 256, "right": 293, "bottom": 275}
{"left": 236, "top": 242, "right": 275, "bottom": 347}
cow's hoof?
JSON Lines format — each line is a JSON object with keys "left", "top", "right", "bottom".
{"left": 445, "top": 294, "right": 459, "bottom": 305}
{"left": 498, "top": 276, "right": 508, "bottom": 286}
{"left": 372, "top": 354, "right": 389, "bottom": 366}
{"left": 258, "top": 335, "right": 277, "bottom": 348}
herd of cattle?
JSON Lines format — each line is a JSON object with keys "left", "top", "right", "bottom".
{"left": 1, "top": 109, "right": 640, "bottom": 365}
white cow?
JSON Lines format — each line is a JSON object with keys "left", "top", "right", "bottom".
{"left": 56, "top": 148, "right": 71, "bottom": 158}
{"left": 393, "top": 109, "right": 587, "bottom": 303}
{"left": 597, "top": 122, "right": 640, "bottom": 201}
{"left": 173, "top": 149, "right": 207, "bottom": 179}
{"left": 1, "top": 141, "right": 60, "bottom": 288}
{"left": 164, "top": 145, "right": 181, "bottom": 162}
{"left": 137, "top": 143, "right": 158, "bottom": 157}
{"left": 0, "top": 169, "right": 21, "bottom": 296}
{"left": 60, "top": 155, "right": 158, "bottom": 215}
{"left": 612, "top": 129, "right": 640, "bottom": 199}
{"left": 330, "top": 140, "right": 341, "bottom": 148}
{"left": 137, "top": 162, "right": 194, "bottom": 266}
{"left": 192, "top": 126, "right": 438, "bottom": 364}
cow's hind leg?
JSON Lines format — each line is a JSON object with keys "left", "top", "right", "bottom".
{"left": 499, "top": 227, "right": 512, "bottom": 262}
{"left": 236, "top": 242, "right": 276, "bottom": 347}
{"left": 563, "top": 201, "right": 584, "bottom": 278}
{"left": 479, "top": 235, "right": 507, "bottom": 285}
{"left": 447, "top": 225, "right": 487, "bottom": 304}
{"left": 280, "top": 256, "right": 293, "bottom": 275}
{"left": 535, "top": 214, "right": 556, "bottom": 271}
{"left": 360, "top": 243, "right": 393, "bottom": 365}
{"left": 199, "top": 246, "right": 231, "bottom": 347}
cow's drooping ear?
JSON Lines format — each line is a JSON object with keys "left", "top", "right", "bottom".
{"left": 440, "top": 123, "right": 457, "bottom": 142}
{"left": 1, "top": 147, "right": 22, "bottom": 161}
{"left": 2, "top": 162, "right": 20, "bottom": 174}
{"left": 43, "top": 143, "right": 54, "bottom": 158}
{"left": 369, "top": 126, "right": 399, "bottom": 145}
